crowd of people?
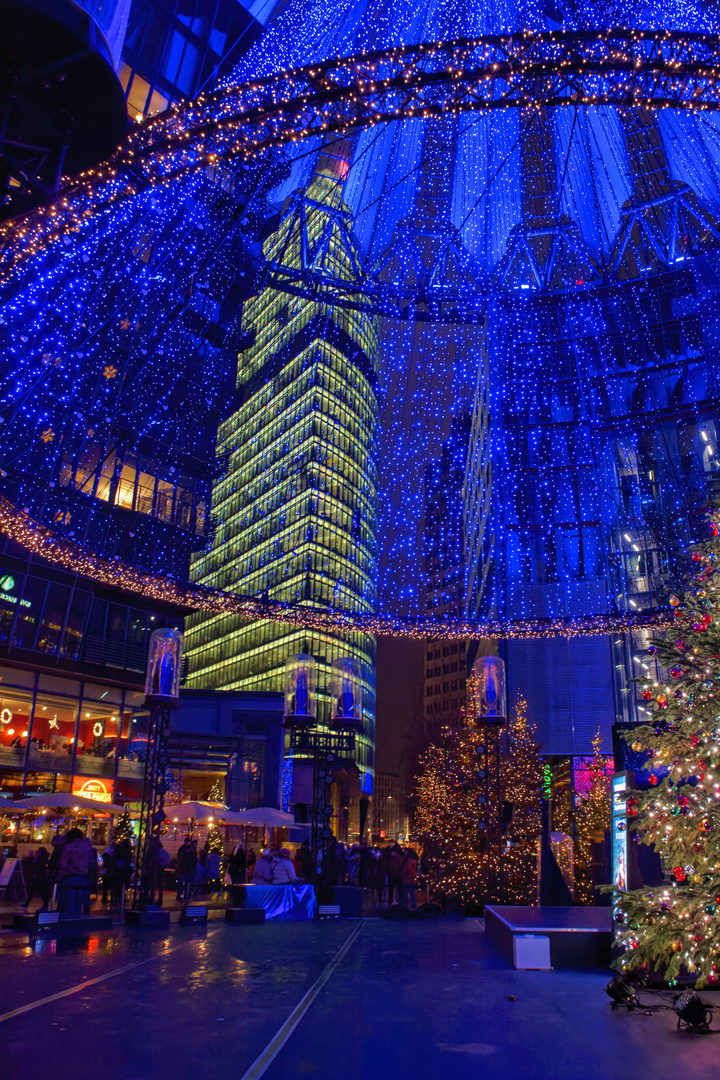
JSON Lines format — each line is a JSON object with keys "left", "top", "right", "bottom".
{"left": 323, "top": 840, "right": 421, "bottom": 908}
{"left": 20, "top": 828, "right": 102, "bottom": 915}
{"left": 11, "top": 831, "right": 427, "bottom": 913}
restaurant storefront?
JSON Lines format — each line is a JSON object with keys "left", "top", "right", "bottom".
{"left": 0, "top": 663, "right": 149, "bottom": 847}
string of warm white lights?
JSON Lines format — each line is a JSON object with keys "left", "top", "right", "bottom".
{"left": 3, "top": 29, "right": 720, "bottom": 284}
{"left": 0, "top": 495, "right": 679, "bottom": 639}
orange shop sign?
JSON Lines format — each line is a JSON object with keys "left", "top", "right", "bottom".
{"left": 71, "top": 777, "right": 115, "bottom": 805}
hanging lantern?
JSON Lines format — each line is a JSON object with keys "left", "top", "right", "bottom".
{"left": 284, "top": 653, "right": 316, "bottom": 727}
{"left": 330, "top": 657, "right": 363, "bottom": 731}
{"left": 145, "top": 629, "right": 183, "bottom": 700}
{"left": 471, "top": 656, "right": 507, "bottom": 725}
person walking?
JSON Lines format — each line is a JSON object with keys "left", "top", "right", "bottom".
{"left": 25, "top": 847, "right": 50, "bottom": 909}
{"left": 176, "top": 836, "right": 198, "bottom": 902}
{"left": 228, "top": 843, "right": 246, "bottom": 885}
{"left": 156, "top": 841, "right": 171, "bottom": 905}
{"left": 400, "top": 847, "right": 419, "bottom": 910}
{"left": 246, "top": 847, "right": 257, "bottom": 880}
{"left": 57, "top": 828, "right": 96, "bottom": 915}
{"left": 296, "top": 839, "right": 313, "bottom": 880}
{"left": 205, "top": 848, "right": 221, "bottom": 896}
{"left": 387, "top": 842, "right": 404, "bottom": 906}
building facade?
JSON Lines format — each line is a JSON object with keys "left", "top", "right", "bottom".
{"left": 422, "top": 414, "right": 471, "bottom": 740}
{"left": 185, "top": 154, "right": 381, "bottom": 813}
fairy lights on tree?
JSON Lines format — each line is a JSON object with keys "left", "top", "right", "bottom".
{"left": 412, "top": 690, "right": 541, "bottom": 906}
{"left": 574, "top": 731, "right": 612, "bottom": 905}
{"left": 614, "top": 512, "right": 720, "bottom": 986}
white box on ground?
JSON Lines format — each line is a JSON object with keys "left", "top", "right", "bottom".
{"left": 513, "top": 934, "right": 551, "bottom": 970}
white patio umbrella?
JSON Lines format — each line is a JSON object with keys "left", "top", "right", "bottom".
{"left": 10, "top": 792, "right": 126, "bottom": 814}
{"left": 164, "top": 801, "right": 224, "bottom": 824}
{"left": 231, "top": 807, "right": 296, "bottom": 828}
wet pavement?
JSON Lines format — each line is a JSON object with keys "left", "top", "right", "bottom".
{"left": 1, "top": 918, "right": 719, "bottom": 1080}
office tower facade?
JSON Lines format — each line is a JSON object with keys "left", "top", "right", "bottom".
{"left": 118, "top": 0, "right": 280, "bottom": 119}
{"left": 463, "top": 105, "right": 720, "bottom": 754}
{"left": 185, "top": 154, "right": 381, "bottom": 806}
{"left": 423, "top": 413, "right": 471, "bottom": 740}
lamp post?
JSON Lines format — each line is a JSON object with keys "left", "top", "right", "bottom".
{"left": 284, "top": 654, "right": 361, "bottom": 883}
{"left": 471, "top": 655, "right": 508, "bottom": 900}
{"left": 131, "top": 629, "right": 183, "bottom": 909}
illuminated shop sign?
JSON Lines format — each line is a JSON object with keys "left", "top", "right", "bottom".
{"left": 71, "top": 777, "right": 115, "bottom": 805}
{"left": 0, "top": 574, "right": 31, "bottom": 609}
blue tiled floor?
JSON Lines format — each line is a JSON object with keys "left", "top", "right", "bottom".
{"left": 0, "top": 918, "right": 718, "bottom": 1080}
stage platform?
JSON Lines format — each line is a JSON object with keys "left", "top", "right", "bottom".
{"left": 485, "top": 905, "right": 612, "bottom": 969}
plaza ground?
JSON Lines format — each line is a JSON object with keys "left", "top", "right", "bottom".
{"left": 1, "top": 916, "right": 719, "bottom": 1080}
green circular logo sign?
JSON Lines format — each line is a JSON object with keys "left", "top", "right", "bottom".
{"left": 0, "top": 575, "right": 15, "bottom": 592}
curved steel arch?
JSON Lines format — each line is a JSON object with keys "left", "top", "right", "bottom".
{"left": 3, "top": 29, "right": 720, "bottom": 285}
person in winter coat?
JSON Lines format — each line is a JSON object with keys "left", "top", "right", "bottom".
{"left": 296, "top": 840, "right": 313, "bottom": 880}
{"left": 25, "top": 847, "right": 50, "bottom": 908}
{"left": 176, "top": 837, "right": 198, "bottom": 901}
{"left": 252, "top": 849, "right": 274, "bottom": 884}
{"left": 272, "top": 848, "right": 297, "bottom": 884}
{"left": 57, "top": 828, "right": 97, "bottom": 915}
{"left": 228, "top": 844, "right": 246, "bottom": 884}
{"left": 387, "top": 843, "right": 404, "bottom": 905}
{"left": 205, "top": 849, "right": 221, "bottom": 895}
{"left": 400, "top": 847, "right": 419, "bottom": 910}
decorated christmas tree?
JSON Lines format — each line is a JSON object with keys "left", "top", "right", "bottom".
{"left": 412, "top": 690, "right": 541, "bottom": 906}
{"left": 163, "top": 769, "right": 185, "bottom": 806}
{"left": 207, "top": 777, "right": 225, "bottom": 804}
{"left": 206, "top": 822, "right": 224, "bottom": 855}
{"left": 114, "top": 810, "right": 135, "bottom": 848}
{"left": 502, "top": 693, "right": 543, "bottom": 904}
{"left": 574, "top": 730, "right": 612, "bottom": 904}
{"left": 614, "top": 512, "right": 720, "bottom": 986}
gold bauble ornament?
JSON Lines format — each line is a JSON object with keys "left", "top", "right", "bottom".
{"left": 669, "top": 595, "right": 681, "bottom": 607}
{"left": 632, "top": 740, "right": 643, "bottom": 752}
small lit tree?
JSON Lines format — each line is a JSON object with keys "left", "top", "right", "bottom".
{"left": 114, "top": 810, "right": 135, "bottom": 847}
{"left": 502, "top": 693, "right": 542, "bottom": 904}
{"left": 574, "top": 730, "right": 612, "bottom": 904}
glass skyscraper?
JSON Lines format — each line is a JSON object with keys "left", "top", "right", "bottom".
{"left": 185, "top": 151, "right": 380, "bottom": 801}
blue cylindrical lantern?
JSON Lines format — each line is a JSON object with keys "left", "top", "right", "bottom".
{"left": 284, "top": 653, "right": 316, "bottom": 726}
{"left": 145, "top": 629, "right": 184, "bottom": 700}
{"left": 330, "top": 657, "right": 363, "bottom": 730}
{"left": 472, "top": 656, "right": 507, "bottom": 724}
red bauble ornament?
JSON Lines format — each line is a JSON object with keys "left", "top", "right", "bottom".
{"left": 649, "top": 774, "right": 659, "bottom": 786}
{"left": 642, "top": 690, "right": 653, "bottom": 700}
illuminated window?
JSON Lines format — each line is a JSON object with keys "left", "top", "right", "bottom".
{"left": 127, "top": 74, "right": 151, "bottom": 118}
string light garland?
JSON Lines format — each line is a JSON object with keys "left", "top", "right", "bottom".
{"left": 4, "top": 29, "right": 720, "bottom": 287}
{"left": 0, "top": 494, "right": 679, "bottom": 639}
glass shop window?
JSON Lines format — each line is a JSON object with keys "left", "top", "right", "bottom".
{"left": 127, "top": 74, "right": 151, "bottom": 118}
{"left": 126, "top": 610, "right": 148, "bottom": 649}
{"left": 107, "top": 604, "right": 128, "bottom": 645}
{"left": 147, "top": 89, "right": 169, "bottom": 117}
{"left": 155, "top": 479, "right": 174, "bottom": 522}
{"left": 176, "top": 482, "right": 193, "bottom": 528}
{"left": 115, "top": 456, "right": 137, "bottom": 510}
{"left": 95, "top": 451, "right": 116, "bottom": 502}
{"left": 75, "top": 702, "right": 121, "bottom": 767}
{"left": 135, "top": 469, "right": 155, "bottom": 514}
{"left": 36, "top": 583, "right": 71, "bottom": 654}
{"left": 12, "top": 577, "right": 48, "bottom": 650}
{"left": 60, "top": 590, "right": 91, "bottom": 660}
{"left": 74, "top": 443, "right": 102, "bottom": 494}
{"left": 86, "top": 598, "right": 107, "bottom": 640}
